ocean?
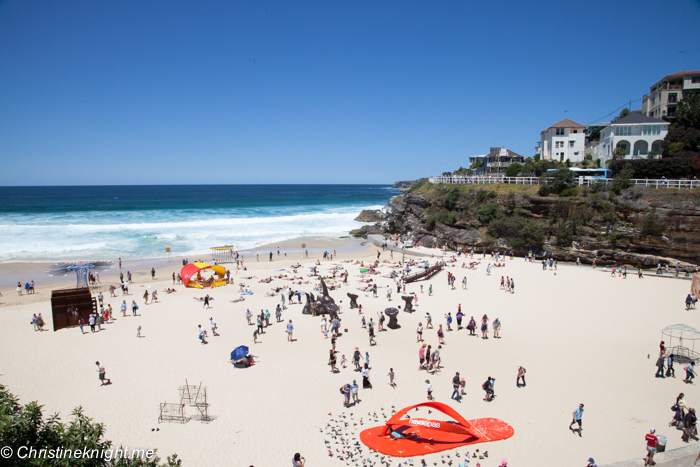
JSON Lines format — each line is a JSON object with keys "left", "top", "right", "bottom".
{"left": 0, "top": 185, "right": 398, "bottom": 262}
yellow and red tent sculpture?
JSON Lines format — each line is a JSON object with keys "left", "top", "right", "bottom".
{"left": 360, "top": 401, "right": 514, "bottom": 457}
{"left": 180, "top": 262, "right": 226, "bottom": 289}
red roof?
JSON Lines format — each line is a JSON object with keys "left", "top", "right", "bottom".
{"left": 667, "top": 71, "right": 700, "bottom": 76}
{"left": 541, "top": 118, "right": 586, "bottom": 134}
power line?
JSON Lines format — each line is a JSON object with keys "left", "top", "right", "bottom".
{"left": 585, "top": 99, "right": 643, "bottom": 126}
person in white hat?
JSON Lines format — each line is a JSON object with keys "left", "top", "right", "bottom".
{"left": 644, "top": 428, "right": 658, "bottom": 466}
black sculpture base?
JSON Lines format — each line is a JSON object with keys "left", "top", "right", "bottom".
{"left": 401, "top": 295, "right": 414, "bottom": 313}
{"left": 385, "top": 307, "right": 399, "bottom": 329}
{"left": 347, "top": 293, "right": 359, "bottom": 309}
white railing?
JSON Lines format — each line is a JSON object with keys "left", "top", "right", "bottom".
{"left": 428, "top": 176, "right": 700, "bottom": 189}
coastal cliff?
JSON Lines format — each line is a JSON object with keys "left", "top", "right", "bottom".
{"left": 375, "top": 182, "right": 700, "bottom": 267}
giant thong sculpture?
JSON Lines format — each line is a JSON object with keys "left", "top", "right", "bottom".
{"left": 359, "top": 401, "right": 514, "bottom": 457}
{"left": 302, "top": 278, "right": 339, "bottom": 320}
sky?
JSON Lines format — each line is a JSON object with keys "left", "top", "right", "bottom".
{"left": 1, "top": 0, "right": 699, "bottom": 186}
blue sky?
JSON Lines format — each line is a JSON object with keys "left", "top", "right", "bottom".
{"left": 1, "top": 0, "right": 699, "bottom": 185}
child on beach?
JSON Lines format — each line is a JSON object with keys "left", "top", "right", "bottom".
{"left": 388, "top": 368, "right": 396, "bottom": 388}
{"left": 340, "top": 355, "right": 347, "bottom": 368}
{"left": 352, "top": 381, "right": 359, "bottom": 404}
{"left": 426, "top": 380, "right": 433, "bottom": 400}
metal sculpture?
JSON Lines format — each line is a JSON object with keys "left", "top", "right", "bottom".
{"left": 347, "top": 293, "right": 359, "bottom": 309}
{"left": 385, "top": 307, "right": 399, "bottom": 329}
{"left": 46, "top": 261, "right": 114, "bottom": 289}
{"left": 402, "top": 295, "right": 415, "bottom": 313}
{"left": 302, "top": 279, "right": 339, "bottom": 319}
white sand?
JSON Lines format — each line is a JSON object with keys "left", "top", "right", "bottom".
{"left": 0, "top": 246, "right": 696, "bottom": 466}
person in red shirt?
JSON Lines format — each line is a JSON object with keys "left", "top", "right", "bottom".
{"left": 644, "top": 428, "right": 658, "bottom": 466}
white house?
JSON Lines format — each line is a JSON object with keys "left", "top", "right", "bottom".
{"left": 596, "top": 113, "right": 669, "bottom": 165}
{"left": 539, "top": 118, "right": 587, "bottom": 163}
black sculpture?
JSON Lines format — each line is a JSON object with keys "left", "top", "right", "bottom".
{"left": 302, "top": 279, "right": 339, "bottom": 319}
{"left": 347, "top": 293, "right": 359, "bottom": 309}
{"left": 385, "top": 307, "right": 399, "bottom": 329}
{"left": 401, "top": 295, "right": 414, "bottom": 313}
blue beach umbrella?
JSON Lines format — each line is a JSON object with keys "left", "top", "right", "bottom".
{"left": 231, "top": 345, "right": 249, "bottom": 361}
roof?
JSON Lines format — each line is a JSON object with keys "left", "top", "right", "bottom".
{"left": 667, "top": 70, "right": 700, "bottom": 77}
{"left": 611, "top": 113, "right": 668, "bottom": 125}
{"left": 541, "top": 118, "right": 586, "bottom": 134}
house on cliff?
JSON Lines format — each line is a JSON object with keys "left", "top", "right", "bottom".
{"left": 595, "top": 113, "right": 668, "bottom": 165}
{"left": 539, "top": 118, "right": 587, "bottom": 163}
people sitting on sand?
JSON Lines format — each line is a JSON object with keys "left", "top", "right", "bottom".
{"left": 232, "top": 297, "right": 245, "bottom": 303}
{"left": 387, "top": 428, "right": 420, "bottom": 441}
{"left": 259, "top": 277, "right": 273, "bottom": 283}
{"left": 162, "top": 288, "right": 177, "bottom": 293}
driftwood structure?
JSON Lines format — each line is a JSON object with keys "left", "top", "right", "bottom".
{"left": 302, "top": 279, "right": 339, "bottom": 320}
{"left": 159, "top": 380, "right": 213, "bottom": 424}
{"left": 404, "top": 263, "right": 443, "bottom": 283}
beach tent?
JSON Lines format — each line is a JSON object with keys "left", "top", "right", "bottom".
{"left": 180, "top": 262, "right": 227, "bottom": 289}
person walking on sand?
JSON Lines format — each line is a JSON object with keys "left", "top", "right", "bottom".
{"left": 287, "top": 319, "right": 294, "bottom": 342}
{"left": 416, "top": 322, "right": 423, "bottom": 342}
{"left": 96, "top": 361, "right": 111, "bottom": 385}
{"left": 362, "top": 363, "right": 372, "bottom": 389}
{"left": 481, "top": 315, "right": 489, "bottom": 339}
{"left": 137, "top": 325, "right": 142, "bottom": 337}
{"left": 656, "top": 352, "right": 666, "bottom": 378}
{"left": 445, "top": 313, "right": 453, "bottom": 331}
{"left": 462, "top": 276, "right": 467, "bottom": 290}
{"left": 210, "top": 317, "right": 219, "bottom": 336}
{"left": 89, "top": 313, "right": 96, "bottom": 332}
{"left": 203, "top": 294, "right": 210, "bottom": 309}
{"left": 352, "top": 380, "right": 359, "bottom": 404}
{"left": 79, "top": 317, "right": 85, "bottom": 334}
{"left": 426, "top": 312, "right": 433, "bottom": 329}
{"left": 451, "top": 372, "right": 462, "bottom": 401}
{"left": 419, "top": 344, "right": 426, "bottom": 370}
{"left": 353, "top": 347, "right": 362, "bottom": 371}
{"left": 198, "top": 325, "right": 208, "bottom": 344}
{"left": 246, "top": 308, "right": 252, "bottom": 325}
{"left": 685, "top": 361, "right": 696, "bottom": 383}
{"left": 644, "top": 428, "right": 658, "bottom": 466}
{"left": 517, "top": 366, "right": 527, "bottom": 387}
{"left": 388, "top": 368, "right": 396, "bottom": 388}
{"left": 493, "top": 317, "right": 501, "bottom": 339}
{"left": 131, "top": 300, "right": 138, "bottom": 316}
{"left": 329, "top": 350, "right": 338, "bottom": 373}
{"left": 569, "top": 403, "right": 584, "bottom": 437}
{"left": 426, "top": 379, "right": 433, "bottom": 400}
{"left": 143, "top": 290, "right": 149, "bottom": 305}
{"left": 120, "top": 300, "right": 127, "bottom": 317}
{"left": 437, "top": 324, "right": 445, "bottom": 345}
{"left": 368, "top": 321, "right": 376, "bottom": 345}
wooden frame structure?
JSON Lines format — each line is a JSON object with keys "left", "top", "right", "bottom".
{"left": 159, "top": 380, "right": 212, "bottom": 424}
{"left": 210, "top": 246, "right": 235, "bottom": 264}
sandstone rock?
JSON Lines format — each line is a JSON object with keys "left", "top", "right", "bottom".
{"left": 354, "top": 209, "right": 386, "bottom": 222}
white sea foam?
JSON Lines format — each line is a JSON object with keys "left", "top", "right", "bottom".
{"left": 0, "top": 204, "right": 385, "bottom": 261}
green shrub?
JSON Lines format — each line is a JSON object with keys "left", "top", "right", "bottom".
{"left": 445, "top": 188, "right": 460, "bottom": 209}
{"left": 476, "top": 203, "right": 499, "bottom": 225}
{"left": 559, "top": 186, "right": 579, "bottom": 197}
{"left": 554, "top": 219, "right": 573, "bottom": 247}
{"left": 425, "top": 215, "right": 436, "bottom": 231}
{"left": 476, "top": 189, "right": 496, "bottom": 203}
{"left": 488, "top": 216, "right": 545, "bottom": 249}
{"left": 504, "top": 163, "right": 523, "bottom": 177}
{"left": 0, "top": 383, "right": 181, "bottom": 467}
{"left": 641, "top": 213, "right": 664, "bottom": 236}
{"left": 608, "top": 157, "right": 697, "bottom": 179}
{"left": 611, "top": 164, "right": 634, "bottom": 194}
{"left": 437, "top": 211, "right": 457, "bottom": 226}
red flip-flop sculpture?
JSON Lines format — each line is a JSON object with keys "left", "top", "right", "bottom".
{"left": 359, "top": 401, "right": 514, "bottom": 457}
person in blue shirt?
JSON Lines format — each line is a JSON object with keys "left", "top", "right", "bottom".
{"left": 569, "top": 403, "right": 584, "bottom": 436}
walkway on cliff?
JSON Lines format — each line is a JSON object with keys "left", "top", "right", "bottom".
{"left": 366, "top": 234, "right": 446, "bottom": 259}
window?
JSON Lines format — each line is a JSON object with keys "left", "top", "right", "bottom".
{"left": 555, "top": 128, "right": 565, "bottom": 136}
{"left": 651, "top": 97, "right": 655, "bottom": 105}
{"left": 642, "top": 125, "right": 661, "bottom": 136}
{"left": 616, "top": 126, "right": 632, "bottom": 136}
{"left": 692, "top": 76, "right": 700, "bottom": 84}
{"left": 668, "top": 93, "right": 678, "bottom": 103}
{"left": 569, "top": 141, "right": 575, "bottom": 148}
{"left": 573, "top": 130, "right": 578, "bottom": 133}
{"left": 555, "top": 141, "right": 563, "bottom": 148}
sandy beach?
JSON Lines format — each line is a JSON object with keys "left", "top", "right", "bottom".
{"left": 0, "top": 242, "right": 697, "bottom": 466}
